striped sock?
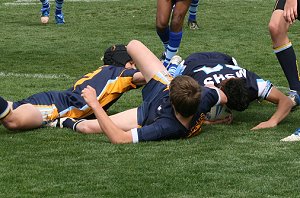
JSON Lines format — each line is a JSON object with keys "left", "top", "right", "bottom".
{"left": 188, "top": 0, "right": 199, "bottom": 21}
{"left": 163, "top": 31, "right": 182, "bottom": 67}
{"left": 55, "top": 0, "right": 64, "bottom": 15}
{"left": 40, "top": 0, "right": 50, "bottom": 9}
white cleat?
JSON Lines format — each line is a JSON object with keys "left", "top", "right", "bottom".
{"left": 280, "top": 128, "right": 300, "bottom": 142}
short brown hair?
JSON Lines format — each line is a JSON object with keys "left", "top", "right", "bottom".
{"left": 169, "top": 75, "right": 202, "bottom": 117}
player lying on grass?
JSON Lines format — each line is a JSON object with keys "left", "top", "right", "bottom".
{"left": 64, "top": 40, "right": 229, "bottom": 144}
{"left": 167, "top": 52, "right": 294, "bottom": 130}
{"left": 0, "top": 45, "right": 145, "bottom": 131}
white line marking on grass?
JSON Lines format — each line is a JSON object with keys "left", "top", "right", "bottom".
{"left": 0, "top": 72, "right": 75, "bottom": 79}
{"left": 4, "top": 0, "right": 119, "bottom": 6}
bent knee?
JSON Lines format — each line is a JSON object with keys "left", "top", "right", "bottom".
{"left": 76, "top": 122, "right": 101, "bottom": 134}
{"left": 2, "top": 120, "right": 22, "bottom": 131}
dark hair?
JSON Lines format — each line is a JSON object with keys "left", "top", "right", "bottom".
{"left": 103, "top": 44, "right": 132, "bottom": 67}
{"left": 170, "top": 75, "right": 202, "bottom": 117}
{"left": 222, "top": 78, "right": 249, "bottom": 111}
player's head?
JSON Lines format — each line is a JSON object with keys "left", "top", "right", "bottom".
{"left": 220, "top": 78, "right": 249, "bottom": 111}
{"left": 169, "top": 75, "right": 202, "bottom": 117}
{"left": 103, "top": 44, "right": 134, "bottom": 68}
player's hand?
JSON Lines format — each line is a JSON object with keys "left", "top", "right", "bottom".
{"left": 81, "top": 85, "right": 99, "bottom": 108}
{"left": 251, "top": 120, "right": 277, "bottom": 130}
{"left": 204, "top": 114, "right": 233, "bottom": 125}
{"left": 283, "top": 0, "right": 298, "bottom": 24}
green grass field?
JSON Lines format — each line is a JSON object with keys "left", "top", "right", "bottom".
{"left": 0, "top": 0, "right": 300, "bottom": 197}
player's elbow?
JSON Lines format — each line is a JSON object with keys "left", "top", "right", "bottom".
{"left": 108, "top": 132, "right": 133, "bottom": 144}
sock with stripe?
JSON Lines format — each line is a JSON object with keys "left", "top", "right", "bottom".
{"left": 55, "top": 0, "right": 64, "bottom": 15}
{"left": 275, "top": 42, "right": 300, "bottom": 94}
{"left": 163, "top": 31, "right": 182, "bottom": 67}
{"left": 188, "top": 0, "right": 199, "bottom": 21}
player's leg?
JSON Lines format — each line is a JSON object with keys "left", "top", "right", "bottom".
{"left": 71, "top": 108, "right": 138, "bottom": 134}
{"left": 40, "top": 0, "right": 50, "bottom": 24}
{"left": 55, "top": 0, "right": 65, "bottom": 24}
{"left": 156, "top": 0, "right": 173, "bottom": 56}
{"left": 127, "top": 40, "right": 168, "bottom": 83}
{"left": 163, "top": 0, "right": 191, "bottom": 67}
{"left": 188, "top": 0, "right": 199, "bottom": 29}
{"left": 269, "top": 8, "right": 300, "bottom": 104}
{"left": 1, "top": 103, "right": 43, "bottom": 131}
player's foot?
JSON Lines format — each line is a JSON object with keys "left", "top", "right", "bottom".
{"left": 288, "top": 90, "right": 300, "bottom": 110}
{"left": 280, "top": 128, "right": 300, "bottom": 142}
{"left": 46, "top": 117, "right": 73, "bottom": 128}
{"left": 40, "top": 7, "right": 50, "bottom": 24}
{"left": 167, "top": 55, "right": 183, "bottom": 77}
{"left": 167, "top": 55, "right": 182, "bottom": 69}
{"left": 55, "top": 13, "right": 65, "bottom": 24}
{"left": 188, "top": 20, "right": 199, "bottom": 30}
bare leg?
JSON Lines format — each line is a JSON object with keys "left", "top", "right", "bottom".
{"left": 126, "top": 40, "right": 168, "bottom": 83}
{"left": 76, "top": 108, "right": 138, "bottom": 134}
{"left": 1, "top": 103, "right": 43, "bottom": 130}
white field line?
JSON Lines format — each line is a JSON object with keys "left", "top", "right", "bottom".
{"left": 4, "top": 0, "right": 119, "bottom": 6}
{"left": 0, "top": 72, "right": 76, "bottom": 80}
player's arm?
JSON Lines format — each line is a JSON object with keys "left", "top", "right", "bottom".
{"left": 251, "top": 87, "right": 294, "bottom": 130}
{"left": 81, "top": 85, "right": 133, "bottom": 144}
{"left": 205, "top": 84, "right": 228, "bottom": 105}
{"left": 132, "top": 72, "right": 146, "bottom": 86}
{"left": 283, "top": 0, "right": 298, "bottom": 24}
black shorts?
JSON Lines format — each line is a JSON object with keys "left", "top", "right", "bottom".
{"left": 274, "top": 0, "right": 300, "bottom": 20}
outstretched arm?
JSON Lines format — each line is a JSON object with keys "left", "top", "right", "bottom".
{"left": 251, "top": 87, "right": 294, "bottom": 130}
{"left": 81, "top": 85, "right": 133, "bottom": 144}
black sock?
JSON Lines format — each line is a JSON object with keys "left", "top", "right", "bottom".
{"left": 275, "top": 43, "right": 300, "bottom": 93}
{"left": 62, "top": 118, "right": 85, "bottom": 131}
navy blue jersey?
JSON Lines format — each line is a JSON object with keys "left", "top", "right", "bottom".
{"left": 13, "top": 65, "right": 139, "bottom": 122}
{"left": 131, "top": 72, "right": 220, "bottom": 143}
{"left": 182, "top": 52, "right": 273, "bottom": 103}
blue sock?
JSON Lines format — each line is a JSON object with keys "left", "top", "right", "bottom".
{"left": 0, "top": 96, "right": 10, "bottom": 119}
{"left": 157, "top": 26, "right": 170, "bottom": 50}
{"left": 55, "top": 0, "right": 64, "bottom": 15}
{"left": 188, "top": 0, "right": 199, "bottom": 21}
{"left": 40, "top": 0, "right": 50, "bottom": 9}
{"left": 163, "top": 31, "right": 182, "bottom": 67}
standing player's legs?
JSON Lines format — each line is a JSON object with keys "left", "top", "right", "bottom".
{"left": 188, "top": 0, "right": 199, "bottom": 29}
{"left": 269, "top": 8, "right": 300, "bottom": 105}
{"left": 162, "top": 0, "right": 191, "bottom": 67}
{"left": 156, "top": 0, "right": 173, "bottom": 59}
{"left": 55, "top": 0, "right": 65, "bottom": 24}
{"left": 40, "top": 0, "right": 50, "bottom": 24}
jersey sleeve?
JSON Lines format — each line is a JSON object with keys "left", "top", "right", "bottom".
{"left": 130, "top": 119, "right": 186, "bottom": 143}
{"left": 246, "top": 71, "right": 273, "bottom": 100}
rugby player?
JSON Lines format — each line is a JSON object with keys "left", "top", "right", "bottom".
{"left": 69, "top": 40, "right": 228, "bottom": 144}
{"left": 168, "top": 52, "right": 294, "bottom": 130}
{"left": 0, "top": 45, "right": 145, "bottom": 130}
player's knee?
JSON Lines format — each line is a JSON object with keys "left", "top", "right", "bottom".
{"left": 268, "top": 21, "right": 282, "bottom": 36}
{"left": 2, "top": 119, "right": 22, "bottom": 131}
{"left": 75, "top": 121, "right": 95, "bottom": 134}
{"left": 171, "top": 16, "right": 184, "bottom": 31}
